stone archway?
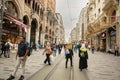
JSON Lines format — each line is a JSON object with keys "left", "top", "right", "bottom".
{"left": 5, "top": 1, "right": 18, "bottom": 18}
{"left": 30, "top": 19, "right": 38, "bottom": 44}
{"left": 23, "top": 15, "right": 29, "bottom": 25}
{"left": 111, "top": 10, "right": 116, "bottom": 22}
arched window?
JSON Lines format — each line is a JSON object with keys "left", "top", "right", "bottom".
{"left": 111, "top": 10, "right": 116, "bottom": 22}
{"left": 32, "top": 0, "right": 35, "bottom": 10}
{"left": 49, "top": 29, "right": 51, "bottom": 34}
{"left": 25, "top": 0, "right": 27, "bottom": 3}
{"left": 35, "top": 3, "right": 37, "bottom": 11}
{"left": 37, "top": 5, "right": 39, "bottom": 14}
{"left": 5, "top": 1, "right": 18, "bottom": 18}
{"left": 28, "top": 0, "right": 31, "bottom": 5}
{"left": 46, "top": 27, "right": 48, "bottom": 33}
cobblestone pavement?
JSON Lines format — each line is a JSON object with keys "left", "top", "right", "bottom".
{"left": 0, "top": 49, "right": 120, "bottom": 80}
{"left": 28, "top": 50, "right": 120, "bottom": 80}
{"left": 0, "top": 49, "right": 49, "bottom": 80}
{"left": 86, "top": 51, "right": 120, "bottom": 80}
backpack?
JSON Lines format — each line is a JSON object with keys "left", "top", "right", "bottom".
{"left": 65, "top": 49, "right": 70, "bottom": 54}
{"left": 24, "top": 42, "right": 32, "bottom": 57}
{"left": 6, "top": 43, "right": 10, "bottom": 49}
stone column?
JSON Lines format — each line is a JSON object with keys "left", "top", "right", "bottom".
{"left": 26, "top": 25, "right": 31, "bottom": 42}
{"left": 106, "top": 29, "right": 110, "bottom": 52}
{"left": 35, "top": 28, "right": 39, "bottom": 44}
{"left": 116, "top": 2, "right": 120, "bottom": 53}
{"left": 116, "top": 22, "right": 120, "bottom": 53}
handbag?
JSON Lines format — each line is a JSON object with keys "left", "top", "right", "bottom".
{"left": 47, "top": 49, "right": 52, "bottom": 55}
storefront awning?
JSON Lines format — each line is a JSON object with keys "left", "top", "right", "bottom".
{"left": 4, "top": 13, "right": 28, "bottom": 32}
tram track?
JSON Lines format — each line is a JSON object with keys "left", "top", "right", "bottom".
{"left": 69, "top": 65, "right": 74, "bottom": 80}
{"left": 44, "top": 56, "right": 64, "bottom": 80}
{"left": 43, "top": 55, "right": 74, "bottom": 80}
{"left": 28, "top": 50, "right": 74, "bottom": 80}
{"left": 27, "top": 53, "right": 64, "bottom": 80}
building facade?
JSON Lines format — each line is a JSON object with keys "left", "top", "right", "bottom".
{"left": 0, "top": 0, "right": 56, "bottom": 47}
{"left": 85, "top": 0, "right": 120, "bottom": 52}
{"left": 70, "top": 27, "right": 77, "bottom": 43}
{"left": 75, "top": 7, "right": 88, "bottom": 44}
{"left": 54, "top": 13, "right": 65, "bottom": 45}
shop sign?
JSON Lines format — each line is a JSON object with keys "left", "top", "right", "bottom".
{"left": 110, "top": 31, "right": 116, "bottom": 36}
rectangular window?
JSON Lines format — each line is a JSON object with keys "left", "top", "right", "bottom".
{"left": 98, "top": 0, "right": 100, "bottom": 3}
{"left": 98, "top": 8, "right": 100, "bottom": 13}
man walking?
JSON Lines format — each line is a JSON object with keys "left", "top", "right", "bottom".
{"left": 7, "top": 37, "right": 29, "bottom": 80}
{"left": 5, "top": 40, "right": 12, "bottom": 58}
{"left": 114, "top": 44, "right": 119, "bottom": 56}
{"left": 65, "top": 44, "right": 73, "bottom": 68}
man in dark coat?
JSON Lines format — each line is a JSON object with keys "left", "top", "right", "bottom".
{"left": 79, "top": 43, "right": 88, "bottom": 71}
{"left": 0, "top": 41, "right": 7, "bottom": 58}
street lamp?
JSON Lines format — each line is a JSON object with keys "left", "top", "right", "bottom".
{"left": 0, "top": 0, "right": 5, "bottom": 41}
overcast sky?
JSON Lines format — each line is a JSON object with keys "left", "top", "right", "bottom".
{"left": 56, "top": 0, "right": 88, "bottom": 42}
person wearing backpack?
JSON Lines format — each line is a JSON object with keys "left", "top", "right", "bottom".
{"left": 5, "top": 40, "right": 12, "bottom": 58}
{"left": 0, "top": 41, "right": 7, "bottom": 58}
{"left": 65, "top": 44, "right": 73, "bottom": 68}
{"left": 79, "top": 43, "right": 88, "bottom": 71}
{"left": 7, "top": 37, "right": 29, "bottom": 80}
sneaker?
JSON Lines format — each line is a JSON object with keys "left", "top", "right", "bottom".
{"left": 18, "top": 75, "right": 24, "bottom": 80}
{"left": 7, "top": 75, "right": 15, "bottom": 80}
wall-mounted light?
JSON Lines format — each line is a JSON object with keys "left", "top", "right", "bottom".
{"left": 10, "top": 21, "right": 12, "bottom": 24}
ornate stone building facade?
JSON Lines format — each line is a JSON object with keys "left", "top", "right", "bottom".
{"left": 70, "top": 27, "right": 77, "bottom": 43}
{"left": 1, "top": 0, "right": 56, "bottom": 46}
{"left": 85, "top": 0, "right": 120, "bottom": 52}
{"left": 77, "top": 7, "right": 88, "bottom": 42}
{"left": 54, "top": 13, "right": 65, "bottom": 45}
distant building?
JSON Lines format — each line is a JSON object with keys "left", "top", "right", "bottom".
{"left": 85, "top": 0, "right": 120, "bottom": 52}
{"left": 54, "top": 13, "right": 65, "bottom": 45}
{"left": 70, "top": 27, "right": 77, "bottom": 43}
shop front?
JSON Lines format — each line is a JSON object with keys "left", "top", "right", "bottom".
{"left": 2, "top": 13, "right": 27, "bottom": 44}
{"left": 108, "top": 27, "right": 116, "bottom": 50}
{"left": 100, "top": 32, "right": 106, "bottom": 52}
{"left": 1, "top": 1, "right": 27, "bottom": 44}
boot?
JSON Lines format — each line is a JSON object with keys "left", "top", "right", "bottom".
{"left": 7, "top": 75, "right": 15, "bottom": 80}
{"left": 18, "top": 75, "right": 24, "bottom": 80}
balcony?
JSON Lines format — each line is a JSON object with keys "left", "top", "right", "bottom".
{"left": 103, "top": 0, "right": 118, "bottom": 11}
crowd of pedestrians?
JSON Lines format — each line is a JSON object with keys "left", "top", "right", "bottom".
{"left": 0, "top": 40, "right": 12, "bottom": 58}
{"left": 0, "top": 37, "right": 119, "bottom": 80}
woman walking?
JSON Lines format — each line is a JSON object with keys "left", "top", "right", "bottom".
{"left": 79, "top": 43, "right": 88, "bottom": 71}
{"left": 42, "top": 42, "right": 52, "bottom": 65}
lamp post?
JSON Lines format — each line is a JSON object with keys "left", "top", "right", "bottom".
{"left": 0, "top": 0, "right": 4, "bottom": 41}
